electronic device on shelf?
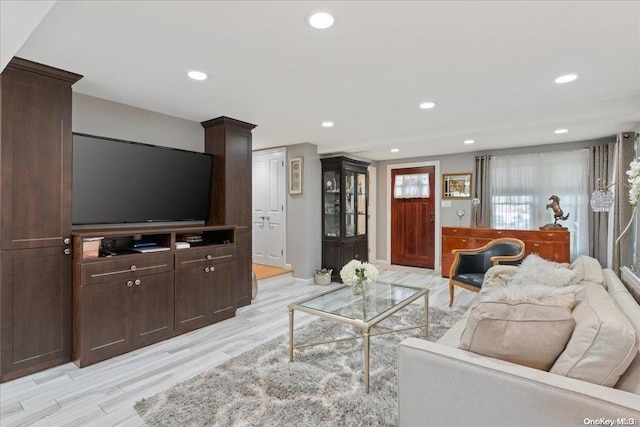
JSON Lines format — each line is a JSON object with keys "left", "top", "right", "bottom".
{"left": 131, "top": 240, "right": 158, "bottom": 248}
{"left": 130, "top": 246, "right": 170, "bottom": 253}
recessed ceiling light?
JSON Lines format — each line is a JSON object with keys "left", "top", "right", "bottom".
{"left": 463, "top": 139, "right": 475, "bottom": 145}
{"left": 321, "top": 121, "right": 334, "bottom": 128}
{"left": 419, "top": 102, "right": 436, "bottom": 109}
{"left": 554, "top": 128, "right": 569, "bottom": 134}
{"left": 554, "top": 74, "right": 578, "bottom": 84}
{"left": 308, "top": 11, "right": 334, "bottom": 29}
{"left": 187, "top": 70, "right": 207, "bottom": 81}
{"left": 390, "top": 148, "right": 400, "bottom": 153}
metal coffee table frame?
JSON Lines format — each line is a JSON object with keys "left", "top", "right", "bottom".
{"left": 288, "top": 282, "right": 429, "bottom": 393}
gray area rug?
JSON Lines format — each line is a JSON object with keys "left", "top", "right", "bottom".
{"left": 135, "top": 304, "right": 463, "bottom": 426}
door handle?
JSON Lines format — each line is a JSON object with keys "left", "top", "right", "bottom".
{"left": 265, "top": 216, "right": 271, "bottom": 221}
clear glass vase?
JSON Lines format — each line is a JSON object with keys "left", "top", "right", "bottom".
{"left": 352, "top": 278, "right": 366, "bottom": 295}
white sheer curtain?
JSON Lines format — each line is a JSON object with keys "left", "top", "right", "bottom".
{"left": 394, "top": 173, "right": 430, "bottom": 198}
{"left": 491, "top": 149, "right": 589, "bottom": 260}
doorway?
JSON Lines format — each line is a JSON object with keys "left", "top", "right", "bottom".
{"left": 390, "top": 165, "right": 436, "bottom": 268}
{"left": 252, "top": 148, "right": 286, "bottom": 267}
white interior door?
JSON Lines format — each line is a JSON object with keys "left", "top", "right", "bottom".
{"left": 252, "top": 149, "right": 286, "bottom": 267}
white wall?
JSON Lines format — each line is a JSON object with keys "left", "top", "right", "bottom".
{"left": 285, "top": 143, "right": 321, "bottom": 280}
{"left": 72, "top": 93, "right": 203, "bottom": 152}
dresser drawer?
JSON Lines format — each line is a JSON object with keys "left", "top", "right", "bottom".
{"left": 532, "top": 230, "right": 570, "bottom": 242}
{"left": 175, "top": 245, "right": 236, "bottom": 269}
{"left": 81, "top": 253, "right": 174, "bottom": 285}
{"left": 471, "top": 228, "right": 531, "bottom": 240}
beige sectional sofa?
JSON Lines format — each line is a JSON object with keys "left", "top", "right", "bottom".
{"left": 398, "top": 256, "right": 640, "bottom": 427}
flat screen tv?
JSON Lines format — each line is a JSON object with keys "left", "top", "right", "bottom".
{"left": 72, "top": 133, "right": 213, "bottom": 225}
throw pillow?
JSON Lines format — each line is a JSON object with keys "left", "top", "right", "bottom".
{"left": 550, "top": 283, "right": 639, "bottom": 387}
{"left": 509, "top": 254, "right": 577, "bottom": 288}
{"left": 459, "top": 301, "right": 576, "bottom": 371}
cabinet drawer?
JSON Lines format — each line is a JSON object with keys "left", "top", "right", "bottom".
{"left": 175, "top": 245, "right": 236, "bottom": 269}
{"left": 470, "top": 228, "right": 531, "bottom": 240}
{"left": 442, "top": 227, "right": 470, "bottom": 237}
{"left": 526, "top": 241, "right": 570, "bottom": 263}
{"left": 532, "top": 230, "right": 570, "bottom": 242}
{"left": 81, "top": 253, "right": 174, "bottom": 285}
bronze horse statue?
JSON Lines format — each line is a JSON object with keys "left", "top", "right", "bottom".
{"left": 546, "top": 195, "right": 569, "bottom": 224}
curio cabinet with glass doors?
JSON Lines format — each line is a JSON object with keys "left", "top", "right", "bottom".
{"left": 321, "top": 156, "right": 370, "bottom": 282}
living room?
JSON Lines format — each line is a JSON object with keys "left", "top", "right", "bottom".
{"left": 1, "top": 1, "right": 639, "bottom": 426}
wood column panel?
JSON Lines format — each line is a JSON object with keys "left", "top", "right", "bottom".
{"left": 0, "top": 57, "right": 81, "bottom": 382}
{"left": 201, "top": 116, "right": 256, "bottom": 227}
{"left": 201, "top": 116, "right": 256, "bottom": 309}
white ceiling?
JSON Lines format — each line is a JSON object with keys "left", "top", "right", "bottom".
{"left": 2, "top": 0, "right": 640, "bottom": 160}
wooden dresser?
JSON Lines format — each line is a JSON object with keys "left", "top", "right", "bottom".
{"left": 441, "top": 227, "right": 570, "bottom": 277}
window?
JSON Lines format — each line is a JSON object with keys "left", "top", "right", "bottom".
{"left": 394, "top": 173, "right": 430, "bottom": 198}
{"left": 490, "top": 150, "right": 589, "bottom": 259}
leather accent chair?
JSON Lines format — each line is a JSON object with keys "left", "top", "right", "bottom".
{"left": 448, "top": 238, "right": 525, "bottom": 307}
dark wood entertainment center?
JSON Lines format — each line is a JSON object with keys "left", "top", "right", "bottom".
{"left": 0, "top": 58, "right": 255, "bottom": 380}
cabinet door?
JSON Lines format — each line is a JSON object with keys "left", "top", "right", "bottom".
{"left": 131, "top": 272, "right": 174, "bottom": 346}
{"left": 356, "top": 173, "right": 367, "bottom": 236}
{"left": 174, "top": 267, "right": 210, "bottom": 332}
{"left": 345, "top": 170, "right": 356, "bottom": 237}
{"left": 0, "top": 247, "right": 71, "bottom": 381}
{"left": 0, "top": 66, "right": 74, "bottom": 250}
{"left": 354, "top": 239, "right": 368, "bottom": 263}
{"left": 211, "top": 261, "right": 237, "bottom": 322}
{"left": 323, "top": 169, "right": 341, "bottom": 238}
{"left": 80, "top": 279, "right": 131, "bottom": 364}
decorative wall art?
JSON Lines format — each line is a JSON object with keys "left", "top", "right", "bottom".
{"left": 289, "top": 157, "right": 304, "bottom": 194}
{"left": 442, "top": 173, "right": 473, "bottom": 199}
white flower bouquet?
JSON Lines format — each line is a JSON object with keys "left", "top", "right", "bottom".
{"left": 340, "top": 259, "right": 379, "bottom": 291}
{"left": 626, "top": 158, "right": 640, "bottom": 208}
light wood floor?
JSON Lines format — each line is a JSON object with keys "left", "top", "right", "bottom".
{"left": 252, "top": 263, "right": 293, "bottom": 280}
{"left": 0, "top": 266, "right": 476, "bottom": 427}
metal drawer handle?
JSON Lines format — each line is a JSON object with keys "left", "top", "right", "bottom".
{"left": 90, "top": 263, "right": 169, "bottom": 278}
{"left": 126, "top": 280, "right": 133, "bottom": 287}
{"left": 134, "top": 279, "right": 141, "bottom": 286}
{"left": 181, "top": 254, "right": 233, "bottom": 265}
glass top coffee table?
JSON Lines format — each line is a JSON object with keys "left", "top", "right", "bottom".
{"left": 288, "top": 281, "right": 429, "bottom": 393}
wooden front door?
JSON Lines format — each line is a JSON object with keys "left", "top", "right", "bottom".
{"left": 391, "top": 166, "right": 436, "bottom": 268}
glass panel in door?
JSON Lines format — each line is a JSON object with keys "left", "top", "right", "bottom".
{"left": 324, "top": 170, "right": 340, "bottom": 237}
{"left": 345, "top": 171, "right": 355, "bottom": 237}
{"left": 357, "top": 173, "right": 367, "bottom": 236}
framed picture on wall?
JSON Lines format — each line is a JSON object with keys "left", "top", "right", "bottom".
{"left": 289, "top": 157, "right": 304, "bottom": 194}
{"left": 442, "top": 173, "right": 472, "bottom": 199}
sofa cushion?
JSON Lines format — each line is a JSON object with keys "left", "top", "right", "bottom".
{"left": 509, "top": 254, "right": 576, "bottom": 288}
{"left": 570, "top": 255, "right": 606, "bottom": 288}
{"left": 459, "top": 300, "right": 575, "bottom": 371}
{"left": 550, "top": 282, "right": 639, "bottom": 387}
